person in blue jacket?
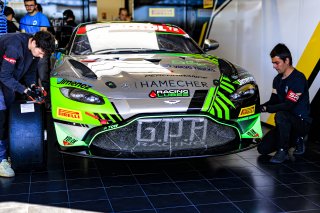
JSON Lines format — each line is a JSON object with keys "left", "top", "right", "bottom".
{"left": 258, "top": 43, "right": 312, "bottom": 163}
{"left": 0, "top": 31, "right": 55, "bottom": 177}
{"left": 19, "top": 0, "right": 50, "bottom": 34}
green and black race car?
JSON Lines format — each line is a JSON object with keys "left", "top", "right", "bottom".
{"left": 49, "top": 22, "right": 262, "bottom": 159}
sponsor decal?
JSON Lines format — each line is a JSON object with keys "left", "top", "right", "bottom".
{"left": 239, "top": 105, "right": 255, "bottom": 117}
{"left": 3, "top": 55, "right": 16, "bottom": 64}
{"left": 108, "top": 23, "right": 185, "bottom": 34}
{"left": 144, "top": 74, "right": 207, "bottom": 79}
{"left": 286, "top": 90, "right": 299, "bottom": 102}
{"left": 57, "top": 107, "right": 82, "bottom": 120}
{"left": 105, "top": 81, "right": 117, "bottom": 88}
{"left": 162, "top": 64, "right": 214, "bottom": 71}
{"left": 235, "top": 76, "right": 255, "bottom": 85}
{"left": 63, "top": 136, "right": 78, "bottom": 145}
{"left": 246, "top": 129, "right": 260, "bottom": 138}
{"left": 170, "top": 60, "right": 208, "bottom": 66}
{"left": 57, "top": 78, "right": 92, "bottom": 90}
{"left": 149, "top": 89, "right": 189, "bottom": 98}
{"left": 103, "top": 124, "right": 119, "bottom": 130}
{"left": 139, "top": 80, "right": 208, "bottom": 88}
{"left": 149, "top": 8, "right": 175, "bottom": 17}
{"left": 136, "top": 118, "right": 208, "bottom": 145}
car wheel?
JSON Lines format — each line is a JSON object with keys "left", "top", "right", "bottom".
{"left": 8, "top": 102, "right": 47, "bottom": 171}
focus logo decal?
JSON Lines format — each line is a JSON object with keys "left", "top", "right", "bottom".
{"left": 63, "top": 136, "right": 78, "bottom": 145}
{"left": 3, "top": 55, "right": 16, "bottom": 64}
{"left": 246, "top": 129, "right": 260, "bottom": 138}
{"left": 286, "top": 90, "right": 299, "bottom": 102}
{"left": 239, "top": 105, "right": 255, "bottom": 117}
{"left": 149, "top": 89, "right": 189, "bottom": 98}
{"left": 57, "top": 107, "right": 82, "bottom": 120}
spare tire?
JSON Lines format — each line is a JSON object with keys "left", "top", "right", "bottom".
{"left": 8, "top": 101, "right": 46, "bottom": 171}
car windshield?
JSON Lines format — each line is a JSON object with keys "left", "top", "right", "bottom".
{"left": 70, "top": 23, "right": 203, "bottom": 55}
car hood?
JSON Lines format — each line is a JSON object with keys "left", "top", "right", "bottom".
{"left": 57, "top": 54, "right": 222, "bottom": 99}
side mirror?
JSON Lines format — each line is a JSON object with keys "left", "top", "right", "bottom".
{"left": 203, "top": 39, "right": 219, "bottom": 52}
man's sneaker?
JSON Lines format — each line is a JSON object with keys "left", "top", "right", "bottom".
{"left": 270, "top": 149, "right": 288, "bottom": 163}
{"left": 0, "top": 159, "right": 15, "bottom": 177}
{"left": 293, "top": 137, "right": 305, "bottom": 155}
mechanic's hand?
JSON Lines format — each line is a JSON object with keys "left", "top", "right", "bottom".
{"left": 31, "top": 85, "right": 47, "bottom": 98}
{"left": 25, "top": 86, "right": 46, "bottom": 104}
{"left": 260, "top": 105, "right": 267, "bottom": 113}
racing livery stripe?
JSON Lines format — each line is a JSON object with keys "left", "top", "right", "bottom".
{"left": 220, "top": 84, "right": 233, "bottom": 93}
{"left": 111, "top": 102, "right": 124, "bottom": 121}
{"left": 202, "top": 87, "right": 216, "bottom": 112}
{"left": 217, "top": 91, "right": 235, "bottom": 108}
{"left": 187, "top": 90, "right": 208, "bottom": 112}
{"left": 94, "top": 113, "right": 103, "bottom": 120}
{"left": 216, "top": 97, "right": 229, "bottom": 120}
{"left": 213, "top": 102, "right": 222, "bottom": 118}
{"left": 205, "top": 75, "right": 237, "bottom": 120}
{"left": 109, "top": 114, "right": 121, "bottom": 123}
{"left": 222, "top": 76, "right": 231, "bottom": 82}
{"left": 221, "top": 81, "right": 235, "bottom": 90}
{"left": 53, "top": 119, "right": 89, "bottom": 127}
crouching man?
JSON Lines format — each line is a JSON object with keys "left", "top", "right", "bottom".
{"left": 258, "top": 43, "right": 312, "bottom": 163}
{"left": 0, "top": 31, "right": 55, "bottom": 177}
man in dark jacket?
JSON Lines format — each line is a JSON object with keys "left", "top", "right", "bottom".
{"left": 0, "top": 31, "right": 55, "bottom": 177}
{"left": 258, "top": 43, "right": 312, "bottom": 163}
{"left": 4, "top": 6, "right": 19, "bottom": 33}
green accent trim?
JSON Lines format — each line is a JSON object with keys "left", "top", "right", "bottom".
{"left": 217, "top": 91, "right": 235, "bottom": 108}
{"left": 241, "top": 116, "right": 263, "bottom": 139}
{"left": 50, "top": 77, "right": 122, "bottom": 125}
{"left": 202, "top": 87, "right": 216, "bottom": 111}
{"left": 209, "top": 108, "right": 215, "bottom": 116}
{"left": 219, "top": 85, "right": 233, "bottom": 93}
{"left": 222, "top": 76, "right": 231, "bottom": 82}
{"left": 55, "top": 123, "right": 87, "bottom": 147}
{"left": 88, "top": 114, "right": 242, "bottom": 146}
{"left": 221, "top": 81, "right": 235, "bottom": 90}
{"left": 236, "top": 114, "right": 260, "bottom": 122}
{"left": 216, "top": 97, "right": 229, "bottom": 120}
{"left": 104, "top": 113, "right": 116, "bottom": 123}
{"left": 213, "top": 102, "right": 222, "bottom": 118}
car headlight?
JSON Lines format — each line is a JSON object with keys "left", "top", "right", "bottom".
{"left": 60, "top": 87, "right": 104, "bottom": 105}
{"left": 230, "top": 83, "right": 256, "bottom": 101}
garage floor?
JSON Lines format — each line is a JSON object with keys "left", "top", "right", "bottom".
{"left": 1, "top": 114, "right": 320, "bottom": 213}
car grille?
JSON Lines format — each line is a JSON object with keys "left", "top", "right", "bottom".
{"left": 90, "top": 117, "right": 237, "bottom": 158}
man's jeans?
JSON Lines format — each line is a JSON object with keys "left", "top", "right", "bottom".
{"left": 0, "top": 140, "right": 7, "bottom": 161}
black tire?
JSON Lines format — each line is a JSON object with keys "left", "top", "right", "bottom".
{"left": 8, "top": 101, "right": 46, "bottom": 171}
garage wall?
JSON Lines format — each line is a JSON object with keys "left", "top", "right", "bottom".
{"left": 97, "top": 0, "right": 124, "bottom": 21}
{"left": 206, "top": 0, "right": 320, "bottom": 124}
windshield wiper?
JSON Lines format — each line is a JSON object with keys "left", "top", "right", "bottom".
{"left": 92, "top": 49, "right": 141, "bottom": 54}
{"left": 92, "top": 48, "right": 180, "bottom": 55}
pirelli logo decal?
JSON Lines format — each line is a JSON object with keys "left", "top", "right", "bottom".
{"left": 239, "top": 105, "right": 255, "bottom": 117}
{"left": 57, "top": 107, "right": 82, "bottom": 121}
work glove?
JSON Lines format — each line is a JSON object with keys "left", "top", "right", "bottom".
{"left": 25, "top": 85, "right": 47, "bottom": 104}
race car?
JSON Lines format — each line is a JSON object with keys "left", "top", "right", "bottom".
{"left": 49, "top": 22, "right": 262, "bottom": 159}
